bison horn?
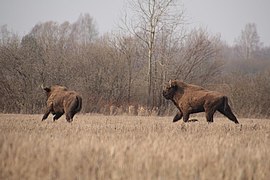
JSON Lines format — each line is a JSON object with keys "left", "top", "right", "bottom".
{"left": 41, "top": 84, "right": 50, "bottom": 92}
{"left": 169, "top": 80, "right": 172, "bottom": 87}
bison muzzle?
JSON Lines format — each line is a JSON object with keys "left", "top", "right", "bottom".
{"left": 163, "top": 80, "right": 239, "bottom": 124}
{"left": 41, "top": 85, "right": 82, "bottom": 122}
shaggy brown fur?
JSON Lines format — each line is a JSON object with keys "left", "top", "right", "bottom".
{"left": 163, "top": 80, "right": 239, "bottom": 124}
{"left": 42, "top": 85, "right": 82, "bottom": 122}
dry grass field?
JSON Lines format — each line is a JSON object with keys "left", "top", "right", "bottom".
{"left": 0, "top": 114, "right": 270, "bottom": 180}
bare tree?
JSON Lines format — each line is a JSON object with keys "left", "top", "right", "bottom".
{"left": 174, "top": 28, "right": 223, "bottom": 85}
{"left": 235, "top": 23, "right": 262, "bottom": 60}
{"left": 71, "top": 13, "right": 98, "bottom": 45}
{"left": 121, "top": 0, "right": 185, "bottom": 107}
{"left": 0, "top": 26, "right": 27, "bottom": 112}
{"left": 110, "top": 35, "right": 140, "bottom": 104}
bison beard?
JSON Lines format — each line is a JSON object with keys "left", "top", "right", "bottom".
{"left": 163, "top": 80, "right": 239, "bottom": 124}
{"left": 41, "top": 85, "right": 82, "bottom": 122}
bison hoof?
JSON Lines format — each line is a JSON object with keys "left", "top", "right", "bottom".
{"left": 67, "top": 119, "right": 73, "bottom": 123}
{"left": 188, "top": 119, "right": 198, "bottom": 122}
{"left": 173, "top": 118, "right": 181, "bottom": 123}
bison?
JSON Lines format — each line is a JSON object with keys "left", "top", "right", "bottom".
{"left": 41, "top": 85, "right": 82, "bottom": 122}
{"left": 163, "top": 80, "right": 239, "bottom": 124}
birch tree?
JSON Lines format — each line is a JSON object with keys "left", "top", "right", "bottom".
{"left": 121, "top": 0, "right": 184, "bottom": 107}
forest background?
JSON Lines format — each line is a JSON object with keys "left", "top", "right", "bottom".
{"left": 1, "top": 0, "right": 270, "bottom": 118}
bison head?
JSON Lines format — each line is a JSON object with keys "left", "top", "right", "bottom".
{"left": 41, "top": 85, "right": 67, "bottom": 98}
{"left": 41, "top": 84, "right": 52, "bottom": 98}
{"left": 163, "top": 80, "right": 178, "bottom": 100}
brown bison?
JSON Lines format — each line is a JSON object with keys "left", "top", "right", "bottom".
{"left": 163, "top": 80, "right": 239, "bottom": 124}
{"left": 41, "top": 85, "right": 82, "bottom": 122}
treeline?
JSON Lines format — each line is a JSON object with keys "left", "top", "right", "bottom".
{"left": 1, "top": 14, "right": 270, "bottom": 118}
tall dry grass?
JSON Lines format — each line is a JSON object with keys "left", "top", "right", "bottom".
{"left": 0, "top": 114, "right": 270, "bottom": 180}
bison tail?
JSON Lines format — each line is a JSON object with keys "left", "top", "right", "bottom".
{"left": 74, "top": 96, "right": 82, "bottom": 113}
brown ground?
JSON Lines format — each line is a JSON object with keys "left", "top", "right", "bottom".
{"left": 0, "top": 114, "right": 270, "bottom": 180}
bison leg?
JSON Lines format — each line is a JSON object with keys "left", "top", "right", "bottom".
{"left": 182, "top": 113, "right": 190, "bottom": 123}
{"left": 53, "top": 112, "right": 64, "bottom": 121}
{"left": 42, "top": 108, "right": 51, "bottom": 121}
{"left": 205, "top": 110, "right": 215, "bottom": 123}
{"left": 66, "top": 112, "right": 75, "bottom": 123}
{"left": 218, "top": 106, "right": 239, "bottom": 124}
{"left": 204, "top": 98, "right": 224, "bottom": 123}
{"left": 66, "top": 114, "right": 71, "bottom": 122}
{"left": 173, "top": 111, "right": 183, "bottom": 122}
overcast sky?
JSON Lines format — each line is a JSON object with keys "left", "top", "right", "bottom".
{"left": 1, "top": 0, "right": 269, "bottom": 46}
